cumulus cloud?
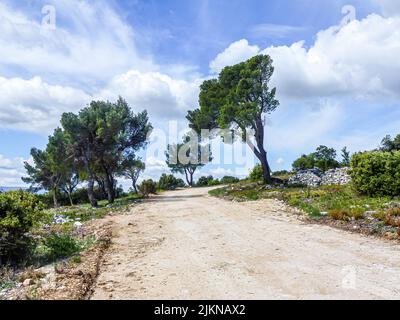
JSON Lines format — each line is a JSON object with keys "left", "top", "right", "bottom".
{"left": 0, "top": 1, "right": 153, "bottom": 83}
{"left": 97, "top": 70, "right": 201, "bottom": 119}
{"left": 0, "top": 76, "right": 91, "bottom": 133}
{"left": 210, "top": 14, "right": 400, "bottom": 101}
{"left": 209, "top": 39, "right": 260, "bottom": 74}
{"left": 264, "top": 14, "right": 400, "bottom": 100}
{"left": 0, "top": 155, "right": 30, "bottom": 187}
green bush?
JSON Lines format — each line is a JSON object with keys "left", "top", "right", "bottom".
{"left": 0, "top": 191, "right": 44, "bottom": 265}
{"left": 249, "top": 164, "right": 263, "bottom": 181}
{"left": 292, "top": 145, "right": 341, "bottom": 172}
{"left": 42, "top": 233, "right": 80, "bottom": 261}
{"left": 197, "top": 176, "right": 213, "bottom": 187}
{"left": 220, "top": 176, "right": 240, "bottom": 184}
{"left": 351, "top": 151, "right": 400, "bottom": 196}
{"left": 208, "top": 179, "right": 220, "bottom": 186}
{"left": 158, "top": 174, "right": 186, "bottom": 190}
{"left": 139, "top": 179, "right": 157, "bottom": 197}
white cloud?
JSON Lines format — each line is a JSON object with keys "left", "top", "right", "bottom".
{"left": 97, "top": 70, "right": 201, "bottom": 119}
{"left": 268, "top": 100, "right": 345, "bottom": 152}
{"left": 209, "top": 39, "right": 260, "bottom": 74}
{"left": 249, "top": 24, "right": 306, "bottom": 39}
{"left": 276, "top": 158, "right": 285, "bottom": 165}
{"left": 0, "top": 1, "right": 154, "bottom": 83}
{"left": 264, "top": 14, "right": 400, "bottom": 100}
{"left": 141, "top": 156, "right": 169, "bottom": 181}
{"left": 0, "top": 76, "right": 91, "bottom": 133}
{"left": 210, "top": 14, "right": 400, "bottom": 101}
{"left": 0, "top": 155, "right": 30, "bottom": 187}
{"left": 0, "top": 155, "right": 14, "bottom": 169}
{"left": 373, "top": 0, "right": 400, "bottom": 16}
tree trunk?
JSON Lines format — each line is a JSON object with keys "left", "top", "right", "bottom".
{"left": 189, "top": 171, "right": 194, "bottom": 187}
{"left": 52, "top": 188, "right": 59, "bottom": 208}
{"left": 87, "top": 178, "right": 98, "bottom": 207}
{"left": 254, "top": 118, "right": 273, "bottom": 184}
{"left": 184, "top": 169, "right": 191, "bottom": 187}
{"left": 67, "top": 190, "right": 74, "bottom": 206}
{"left": 259, "top": 150, "right": 272, "bottom": 184}
{"left": 104, "top": 173, "right": 115, "bottom": 204}
{"left": 132, "top": 182, "right": 138, "bottom": 194}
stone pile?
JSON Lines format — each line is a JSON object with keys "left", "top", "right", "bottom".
{"left": 288, "top": 167, "right": 351, "bottom": 187}
{"left": 321, "top": 167, "right": 351, "bottom": 186}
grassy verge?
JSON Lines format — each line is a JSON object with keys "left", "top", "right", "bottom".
{"left": 0, "top": 193, "right": 142, "bottom": 297}
{"left": 210, "top": 182, "right": 400, "bottom": 239}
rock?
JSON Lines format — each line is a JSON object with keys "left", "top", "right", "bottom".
{"left": 74, "top": 222, "right": 83, "bottom": 229}
{"left": 22, "top": 279, "right": 33, "bottom": 287}
{"left": 54, "top": 215, "right": 70, "bottom": 224}
{"left": 288, "top": 167, "right": 351, "bottom": 187}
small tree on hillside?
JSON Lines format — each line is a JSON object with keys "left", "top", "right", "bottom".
{"left": 119, "top": 159, "right": 146, "bottom": 193}
{"left": 23, "top": 128, "right": 72, "bottom": 207}
{"left": 314, "top": 145, "right": 340, "bottom": 172}
{"left": 341, "top": 147, "right": 351, "bottom": 167}
{"left": 292, "top": 145, "right": 340, "bottom": 172}
{"left": 380, "top": 134, "right": 400, "bottom": 152}
{"left": 166, "top": 134, "right": 212, "bottom": 187}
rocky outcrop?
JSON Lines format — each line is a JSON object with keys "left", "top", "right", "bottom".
{"left": 288, "top": 167, "right": 351, "bottom": 187}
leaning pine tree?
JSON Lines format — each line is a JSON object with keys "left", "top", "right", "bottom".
{"left": 187, "top": 55, "right": 279, "bottom": 184}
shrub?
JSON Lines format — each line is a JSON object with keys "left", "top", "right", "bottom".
{"left": 138, "top": 179, "right": 157, "bottom": 197}
{"left": 328, "top": 209, "right": 364, "bottom": 221}
{"left": 351, "top": 151, "right": 400, "bottom": 196}
{"left": 220, "top": 176, "right": 240, "bottom": 184}
{"left": 249, "top": 164, "right": 263, "bottom": 181}
{"left": 158, "top": 174, "right": 185, "bottom": 190}
{"left": 292, "top": 146, "right": 341, "bottom": 172}
{"left": 207, "top": 179, "right": 220, "bottom": 186}
{"left": 0, "top": 191, "right": 44, "bottom": 265}
{"left": 42, "top": 233, "right": 80, "bottom": 261}
{"left": 197, "top": 176, "right": 214, "bottom": 187}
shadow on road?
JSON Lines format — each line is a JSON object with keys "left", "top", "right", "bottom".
{"left": 145, "top": 194, "right": 203, "bottom": 203}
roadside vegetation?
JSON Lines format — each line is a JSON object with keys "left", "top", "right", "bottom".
{"left": 210, "top": 135, "right": 400, "bottom": 241}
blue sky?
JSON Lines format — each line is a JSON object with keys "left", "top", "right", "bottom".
{"left": 0, "top": 0, "right": 399, "bottom": 187}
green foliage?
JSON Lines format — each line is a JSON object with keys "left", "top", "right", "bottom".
{"left": 292, "top": 154, "right": 316, "bottom": 171}
{"left": 380, "top": 134, "right": 400, "bottom": 152}
{"left": 41, "top": 233, "right": 80, "bottom": 261}
{"left": 158, "top": 174, "right": 186, "bottom": 190}
{"left": 187, "top": 55, "right": 280, "bottom": 183}
{"left": 220, "top": 176, "right": 240, "bottom": 184}
{"left": 351, "top": 151, "right": 400, "bottom": 196}
{"left": 208, "top": 179, "right": 221, "bottom": 186}
{"left": 292, "top": 145, "right": 341, "bottom": 172}
{"left": 196, "top": 175, "right": 220, "bottom": 187}
{"left": 249, "top": 164, "right": 263, "bottom": 181}
{"left": 119, "top": 159, "right": 146, "bottom": 193}
{"left": 139, "top": 180, "right": 157, "bottom": 197}
{"left": 166, "top": 133, "right": 212, "bottom": 186}
{"left": 61, "top": 97, "right": 152, "bottom": 206}
{"left": 0, "top": 191, "right": 44, "bottom": 265}
{"left": 197, "top": 176, "right": 214, "bottom": 187}
{"left": 341, "top": 147, "right": 351, "bottom": 167}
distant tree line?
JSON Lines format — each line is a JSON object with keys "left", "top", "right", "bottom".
{"left": 292, "top": 146, "right": 351, "bottom": 172}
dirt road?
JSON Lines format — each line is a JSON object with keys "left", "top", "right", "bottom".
{"left": 91, "top": 187, "right": 400, "bottom": 300}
